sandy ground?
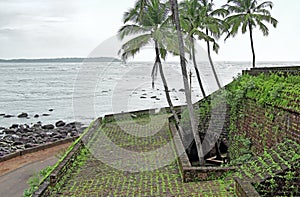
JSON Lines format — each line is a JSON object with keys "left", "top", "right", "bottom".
{"left": 0, "top": 143, "right": 71, "bottom": 197}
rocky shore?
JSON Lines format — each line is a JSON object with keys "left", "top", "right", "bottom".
{"left": 0, "top": 119, "right": 86, "bottom": 158}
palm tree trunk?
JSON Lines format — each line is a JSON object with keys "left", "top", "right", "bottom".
{"left": 248, "top": 23, "right": 256, "bottom": 68}
{"left": 206, "top": 28, "right": 221, "bottom": 89}
{"left": 154, "top": 41, "right": 187, "bottom": 140}
{"left": 190, "top": 36, "right": 206, "bottom": 98}
{"left": 170, "top": 0, "right": 205, "bottom": 165}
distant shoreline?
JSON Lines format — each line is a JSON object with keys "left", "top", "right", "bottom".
{"left": 0, "top": 57, "right": 122, "bottom": 63}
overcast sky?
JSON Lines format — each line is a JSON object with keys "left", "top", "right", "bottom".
{"left": 0, "top": 0, "right": 299, "bottom": 61}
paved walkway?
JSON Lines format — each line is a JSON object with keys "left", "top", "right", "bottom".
{"left": 49, "top": 115, "right": 235, "bottom": 196}
{"left": 0, "top": 143, "right": 70, "bottom": 197}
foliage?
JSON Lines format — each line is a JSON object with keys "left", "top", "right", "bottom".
{"left": 228, "top": 134, "right": 252, "bottom": 165}
{"left": 23, "top": 166, "right": 54, "bottom": 197}
{"left": 224, "top": 0, "right": 278, "bottom": 38}
{"left": 227, "top": 73, "right": 300, "bottom": 112}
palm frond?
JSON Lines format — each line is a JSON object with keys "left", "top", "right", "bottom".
{"left": 119, "top": 34, "right": 152, "bottom": 61}
{"left": 255, "top": 19, "right": 269, "bottom": 36}
{"left": 118, "top": 25, "right": 150, "bottom": 40}
{"left": 256, "top": 1, "right": 273, "bottom": 10}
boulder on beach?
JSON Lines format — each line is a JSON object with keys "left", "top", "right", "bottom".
{"left": 49, "top": 109, "right": 54, "bottom": 112}
{"left": 18, "top": 112, "right": 28, "bottom": 118}
{"left": 42, "top": 124, "right": 55, "bottom": 130}
{"left": 34, "top": 114, "right": 39, "bottom": 118}
{"left": 3, "top": 115, "right": 14, "bottom": 118}
{"left": 42, "top": 114, "right": 50, "bottom": 117}
{"left": 0, "top": 114, "right": 5, "bottom": 116}
{"left": 12, "top": 141, "right": 24, "bottom": 146}
{"left": 140, "top": 96, "right": 147, "bottom": 99}
{"left": 179, "top": 88, "right": 185, "bottom": 92}
{"left": 55, "top": 120, "right": 66, "bottom": 127}
{"left": 10, "top": 124, "right": 19, "bottom": 129}
{"left": 3, "top": 129, "right": 16, "bottom": 135}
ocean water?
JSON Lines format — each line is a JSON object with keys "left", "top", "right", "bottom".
{"left": 0, "top": 61, "right": 299, "bottom": 128}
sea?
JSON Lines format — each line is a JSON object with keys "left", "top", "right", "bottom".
{"left": 0, "top": 61, "right": 299, "bottom": 128}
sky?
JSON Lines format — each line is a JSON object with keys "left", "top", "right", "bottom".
{"left": 0, "top": 0, "right": 299, "bottom": 61}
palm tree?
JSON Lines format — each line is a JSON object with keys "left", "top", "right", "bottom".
{"left": 199, "top": 0, "right": 229, "bottom": 88}
{"left": 118, "top": 0, "right": 185, "bottom": 138}
{"left": 179, "top": 0, "right": 207, "bottom": 98}
{"left": 170, "top": 0, "right": 205, "bottom": 165}
{"left": 224, "top": 0, "right": 278, "bottom": 68}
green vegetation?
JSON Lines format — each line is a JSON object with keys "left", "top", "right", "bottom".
{"left": 45, "top": 114, "right": 235, "bottom": 196}
{"left": 23, "top": 166, "right": 54, "bottom": 197}
{"left": 227, "top": 73, "right": 300, "bottom": 112}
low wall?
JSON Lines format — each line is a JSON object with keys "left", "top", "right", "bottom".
{"left": 243, "top": 66, "right": 300, "bottom": 76}
{"left": 33, "top": 118, "right": 102, "bottom": 197}
{"left": 0, "top": 137, "right": 78, "bottom": 163}
{"left": 235, "top": 178, "right": 260, "bottom": 197}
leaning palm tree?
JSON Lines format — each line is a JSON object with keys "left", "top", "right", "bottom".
{"left": 118, "top": 0, "right": 186, "bottom": 139}
{"left": 224, "top": 0, "right": 278, "bottom": 68}
{"left": 198, "top": 0, "right": 229, "bottom": 88}
{"left": 179, "top": 0, "right": 207, "bottom": 97}
{"left": 170, "top": 0, "right": 205, "bottom": 165}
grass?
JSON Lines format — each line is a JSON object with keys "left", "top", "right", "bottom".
{"left": 46, "top": 114, "right": 235, "bottom": 196}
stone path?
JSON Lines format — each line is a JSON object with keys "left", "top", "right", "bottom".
{"left": 49, "top": 114, "right": 235, "bottom": 196}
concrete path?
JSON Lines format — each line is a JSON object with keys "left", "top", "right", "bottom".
{"left": 0, "top": 143, "right": 70, "bottom": 197}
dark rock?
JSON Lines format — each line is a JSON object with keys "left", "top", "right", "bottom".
{"left": 13, "top": 141, "right": 24, "bottom": 146}
{"left": 70, "top": 131, "right": 78, "bottom": 137}
{"left": 42, "top": 124, "right": 55, "bottom": 130}
{"left": 18, "top": 112, "right": 28, "bottom": 118}
{"left": 3, "top": 129, "right": 16, "bottom": 135}
{"left": 32, "top": 123, "right": 42, "bottom": 128}
{"left": 49, "top": 109, "right": 54, "bottom": 112}
{"left": 0, "top": 127, "right": 5, "bottom": 130}
{"left": 0, "top": 114, "right": 5, "bottom": 116}
{"left": 142, "top": 93, "right": 147, "bottom": 96}
{"left": 55, "top": 120, "right": 66, "bottom": 127}
{"left": 150, "top": 96, "right": 157, "bottom": 99}
{"left": 179, "top": 88, "right": 185, "bottom": 92}
{"left": 34, "top": 114, "right": 39, "bottom": 118}
{"left": 3, "top": 115, "right": 14, "bottom": 118}
{"left": 65, "top": 122, "right": 82, "bottom": 128}
{"left": 140, "top": 96, "right": 147, "bottom": 99}
{"left": 10, "top": 124, "right": 19, "bottom": 129}
{"left": 155, "top": 98, "right": 160, "bottom": 100}
{"left": 42, "top": 114, "right": 50, "bottom": 116}
{"left": 25, "top": 144, "right": 36, "bottom": 149}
